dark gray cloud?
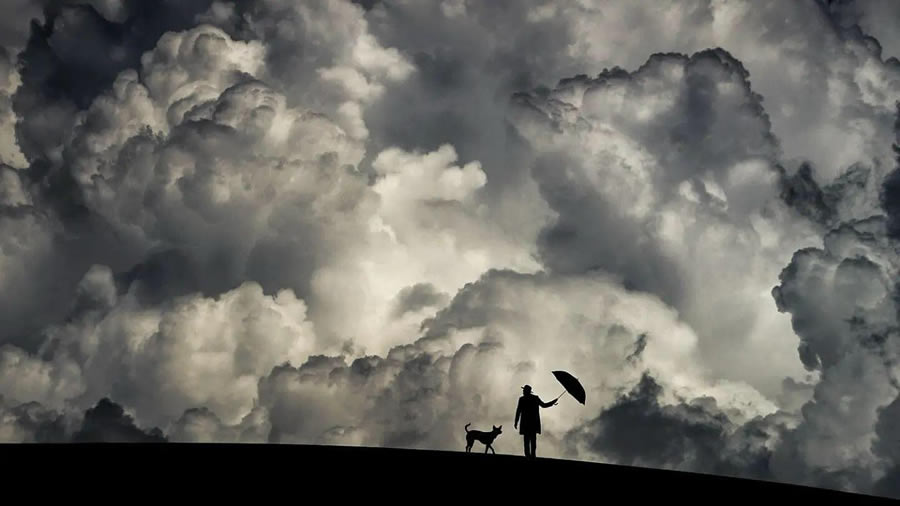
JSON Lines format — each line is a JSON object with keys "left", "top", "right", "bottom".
{"left": 829, "top": 0, "right": 900, "bottom": 61}
{"left": 872, "top": 395, "right": 900, "bottom": 496}
{"left": 770, "top": 216, "right": 900, "bottom": 492}
{"left": 0, "top": 1, "right": 43, "bottom": 50}
{"left": 626, "top": 334, "right": 648, "bottom": 365}
{"left": 14, "top": 1, "right": 215, "bottom": 160}
{"left": 0, "top": 396, "right": 163, "bottom": 443}
{"left": 0, "top": 397, "right": 69, "bottom": 442}
{"left": 72, "top": 398, "right": 166, "bottom": 443}
{"left": 779, "top": 163, "right": 840, "bottom": 227}
{"left": 563, "top": 373, "right": 783, "bottom": 481}
{"left": 879, "top": 103, "right": 900, "bottom": 237}
{"left": 776, "top": 377, "right": 817, "bottom": 413}
{"left": 0, "top": 0, "right": 220, "bottom": 352}
{"left": 391, "top": 283, "right": 450, "bottom": 319}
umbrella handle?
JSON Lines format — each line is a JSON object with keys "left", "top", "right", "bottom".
{"left": 554, "top": 390, "right": 567, "bottom": 402}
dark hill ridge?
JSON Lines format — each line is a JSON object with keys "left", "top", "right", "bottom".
{"left": 0, "top": 443, "right": 894, "bottom": 503}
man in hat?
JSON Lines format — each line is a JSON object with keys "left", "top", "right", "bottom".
{"left": 514, "top": 385, "right": 557, "bottom": 459}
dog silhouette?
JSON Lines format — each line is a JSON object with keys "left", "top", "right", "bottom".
{"left": 464, "top": 423, "right": 502, "bottom": 454}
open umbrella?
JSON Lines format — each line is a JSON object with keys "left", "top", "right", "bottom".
{"left": 551, "top": 370, "right": 586, "bottom": 405}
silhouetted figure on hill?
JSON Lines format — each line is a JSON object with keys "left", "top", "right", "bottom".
{"left": 514, "top": 384, "right": 557, "bottom": 459}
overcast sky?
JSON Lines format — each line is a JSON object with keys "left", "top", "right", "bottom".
{"left": 1, "top": 0, "right": 900, "bottom": 498}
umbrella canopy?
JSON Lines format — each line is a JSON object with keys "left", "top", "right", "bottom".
{"left": 552, "top": 370, "right": 586, "bottom": 405}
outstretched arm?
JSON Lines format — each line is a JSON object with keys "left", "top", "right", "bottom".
{"left": 538, "top": 396, "right": 557, "bottom": 408}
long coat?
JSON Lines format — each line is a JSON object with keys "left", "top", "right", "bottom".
{"left": 515, "top": 393, "right": 554, "bottom": 435}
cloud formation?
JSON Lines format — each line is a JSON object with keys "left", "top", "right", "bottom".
{"left": 1, "top": 0, "right": 900, "bottom": 499}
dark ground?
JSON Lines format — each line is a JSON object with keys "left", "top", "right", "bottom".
{"left": 0, "top": 443, "right": 896, "bottom": 503}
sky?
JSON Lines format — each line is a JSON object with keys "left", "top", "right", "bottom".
{"left": 1, "top": 0, "right": 900, "bottom": 498}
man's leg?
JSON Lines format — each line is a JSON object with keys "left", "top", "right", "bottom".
{"left": 529, "top": 434, "right": 537, "bottom": 459}
{"left": 523, "top": 435, "right": 530, "bottom": 457}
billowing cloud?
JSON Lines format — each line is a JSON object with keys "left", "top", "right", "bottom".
{"left": 563, "top": 373, "right": 792, "bottom": 481}
{"left": 0, "top": 48, "right": 26, "bottom": 168}
{"left": 0, "top": 396, "right": 163, "bottom": 443}
{"left": 769, "top": 217, "right": 900, "bottom": 491}
{"left": 72, "top": 398, "right": 167, "bottom": 443}
{"left": 0, "top": 396, "right": 69, "bottom": 443}
{"left": 509, "top": 49, "right": 821, "bottom": 398}
{"left": 14, "top": 267, "right": 316, "bottom": 428}
{"left": 1, "top": 0, "right": 900, "bottom": 500}
{"left": 244, "top": 269, "right": 776, "bottom": 459}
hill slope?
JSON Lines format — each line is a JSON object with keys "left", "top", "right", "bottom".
{"left": 1, "top": 443, "right": 894, "bottom": 503}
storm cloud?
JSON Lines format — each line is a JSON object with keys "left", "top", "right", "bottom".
{"left": 1, "top": 0, "right": 900, "bottom": 499}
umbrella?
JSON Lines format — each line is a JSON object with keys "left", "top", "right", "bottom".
{"left": 551, "top": 370, "right": 586, "bottom": 405}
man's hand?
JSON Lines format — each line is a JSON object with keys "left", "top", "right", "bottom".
{"left": 514, "top": 423, "right": 517, "bottom": 430}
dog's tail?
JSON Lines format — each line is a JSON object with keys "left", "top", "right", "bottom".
{"left": 465, "top": 423, "right": 470, "bottom": 433}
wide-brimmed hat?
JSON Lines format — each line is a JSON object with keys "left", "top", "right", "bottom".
{"left": 521, "top": 385, "right": 532, "bottom": 393}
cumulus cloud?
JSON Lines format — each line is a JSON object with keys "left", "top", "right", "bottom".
{"left": 563, "top": 215, "right": 900, "bottom": 493}
{"left": 0, "top": 396, "right": 69, "bottom": 443}
{"left": 0, "top": 48, "right": 26, "bottom": 168}
{"left": 20, "top": 266, "right": 316, "bottom": 428}
{"left": 563, "top": 373, "right": 791, "bottom": 480}
{"left": 2, "top": 0, "right": 900, "bottom": 500}
{"left": 509, "top": 49, "right": 821, "bottom": 397}
{"left": 39, "top": 21, "right": 532, "bottom": 358}
{"left": 72, "top": 398, "right": 167, "bottom": 443}
{"left": 0, "top": 395, "right": 162, "bottom": 443}
{"left": 168, "top": 405, "right": 269, "bottom": 443}
{"left": 831, "top": 0, "right": 900, "bottom": 61}
{"left": 211, "top": 0, "right": 415, "bottom": 142}
{"left": 554, "top": 1, "right": 900, "bottom": 194}
{"left": 363, "top": 0, "right": 900, "bottom": 225}
{"left": 769, "top": 217, "right": 900, "bottom": 491}
{"left": 245, "top": 269, "right": 776, "bottom": 458}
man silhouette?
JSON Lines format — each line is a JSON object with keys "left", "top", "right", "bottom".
{"left": 514, "top": 384, "right": 557, "bottom": 459}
